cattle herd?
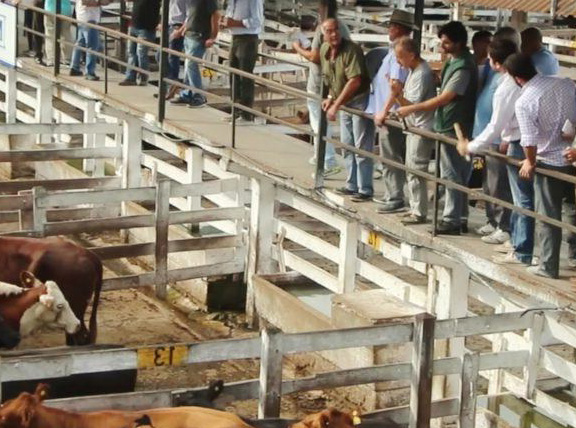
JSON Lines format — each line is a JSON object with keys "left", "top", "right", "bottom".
{"left": 0, "top": 236, "right": 363, "bottom": 428}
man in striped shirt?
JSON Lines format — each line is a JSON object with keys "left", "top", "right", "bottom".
{"left": 506, "top": 53, "right": 576, "bottom": 279}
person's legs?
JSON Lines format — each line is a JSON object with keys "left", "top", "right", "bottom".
{"left": 380, "top": 126, "right": 406, "bottom": 204}
{"left": 563, "top": 177, "right": 576, "bottom": 262}
{"left": 85, "top": 24, "right": 100, "bottom": 76}
{"left": 43, "top": 16, "right": 55, "bottom": 64}
{"left": 340, "top": 110, "right": 358, "bottom": 193}
{"left": 506, "top": 141, "right": 534, "bottom": 264}
{"left": 534, "top": 168, "right": 564, "bottom": 278}
{"left": 71, "top": 25, "right": 88, "bottom": 72}
{"left": 405, "top": 134, "right": 433, "bottom": 219}
{"left": 60, "top": 21, "right": 74, "bottom": 63}
{"left": 352, "top": 113, "right": 375, "bottom": 197}
{"left": 440, "top": 140, "right": 470, "bottom": 227}
{"left": 307, "top": 97, "right": 337, "bottom": 169}
{"left": 25, "top": 10, "right": 34, "bottom": 52}
{"left": 168, "top": 25, "right": 184, "bottom": 81}
{"left": 235, "top": 36, "right": 258, "bottom": 120}
{"left": 485, "top": 145, "right": 512, "bottom": 232}
{"left": 125, "top": 27, "right": 139, "bottom": 81}
{"left": 32, "top": 6, "right": 45, "bottom": 61}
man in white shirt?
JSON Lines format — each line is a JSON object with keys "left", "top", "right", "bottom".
{"left": 507, "top": 53, "right": 576, "bottom": 279}
{"left": 221, "top": 0, "right": 264, "bottom": 123}
{"left": 457, "top": 39, "right": 535, "bottom": 266}
{"left": 390, "top": 36, "right": 435, "bottom": 224}
{"left": 69, "top": 0, "right": 101, "bottom": 80}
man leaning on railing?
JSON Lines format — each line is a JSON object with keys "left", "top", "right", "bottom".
{"left": 507, "top": 53, "right": 576, "bottom": 280}
{"left": 320, "top": 18, "right": 375, "bottom": 203}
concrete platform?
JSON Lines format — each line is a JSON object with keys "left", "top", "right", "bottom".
{"left": 16, "top": 58, "right": 576, "bottom": 310}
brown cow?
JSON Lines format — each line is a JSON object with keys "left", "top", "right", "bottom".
{"left": 0, "top": 385, "right": 358, "bottom": 428}
{"left": 0, "top": 237, "right": 102, "bottom": 346}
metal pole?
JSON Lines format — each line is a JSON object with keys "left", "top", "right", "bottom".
{"left": 431, "top": 140, "right": 441, "bottom": 237}
{"left": 413, "top": 0, "right": 424, "bottom": 53}
{"left": 314, "top": 77, "right": 328, "bottom": 189}
{"left": 157, "top": 0, "right": 170, "bottom": 122}
{"left": 119, "top": 0, "right": 127, "bottom": 71}
{"left": 104, "top": 32, "right": 108, "bottom": 94}
{"left": 231, "top": 76, "right": 237, "bottom": 148}
{"left": 54, "top": 0, "right": 61, "bottom": 76}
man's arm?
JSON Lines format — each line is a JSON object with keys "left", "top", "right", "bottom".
{"left": 292, "top": 42, "right": 317, "bottom": 63}
{"left": 205, "top": 9, "right": 220, "bottom": 46}
{"left": 397, "top": 90, "right": 457, "bottom": 116}
{"left": 323, "top": 76, "right": 361, "bottom": 121}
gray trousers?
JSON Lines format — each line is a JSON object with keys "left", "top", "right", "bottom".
{"left": 534, "top": 163, "right": 576, "bottom": 277}
{"left": 441, "top": 135, "right": 472, "bottom": 226}
{"left": 483, "top": 145, "right": 512, "bottom": 232}
{"left": 406, "top": 134, "right": 433, "bottom": 218}
{"left": 380, "top": 125, "right": 407, "bottom": 203}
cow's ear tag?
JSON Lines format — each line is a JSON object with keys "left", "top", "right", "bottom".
{"left": 352, "top": 410, "right": 361, "bottom": 426}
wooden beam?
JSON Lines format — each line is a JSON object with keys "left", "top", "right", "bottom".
{"left": 409, "top": 313, "right": 435, "bottom": 428}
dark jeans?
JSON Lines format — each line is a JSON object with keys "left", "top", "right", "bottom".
{"left": 506, "top": 141, "right": 534, "bottom": 264}
{"left": 534, "top": 162, "right": 576, "bottom": 277}
{"left": 31, "top": 3, "right": 45, "bottom": 60}
{"left": 230, "top": 34, "right": 258, "bottom": 120}
{"left": 167, "top": 24, "right": 184, "bottom": 81}
{"left": 24, "top": 9, "right": 34, "bottom": 51}
{"left": 484, "top": 145, "right": 512, "bottom": 232}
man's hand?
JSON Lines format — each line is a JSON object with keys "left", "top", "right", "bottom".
{"left": 499, "top": 141, "right": 509, "bottom": 155}
{"left": 170, "top": 28, "right": 183, "bottom": 40}
{"left": 564, "top": 147, "right": 576, "bottom": 162}
{"left": 292, "top": 40, "right": 301, "bottom": 51}
{"left": 396, "top": 105, "right": 413, "bottom": 118}
{"left": 390, "top": 79, "right": 403, "bottom": 95}
{"left": 205, "top": 38, "right": 215, "bottom": 48}
{"left": 457, "top": 139, "right": 469, "bottom": 157}
{"left": 374, "top": 110, "right": 387, "bottom": 127}
{"left": 321, "top": 98, "right": 332, "bottom": 112}
{"left": 519, "top": 159, "right": 535, "bottom": 180}
{"left": 327, "top": 104, "right": 339, "bottom": 121}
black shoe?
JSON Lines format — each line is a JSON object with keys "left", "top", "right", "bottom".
{"left": 35, "top": 57, "right": 46, "bottom": 66}
{"left": 433, "top": 221, "right": 461, "bottom": 236}
{"left": 86, "top": 74, "right": 100, "bottom": 81}
{"left": 69, "top": 68, "right": 83, "bottom": 77}
{"left": 461, "top": 221, "right": 468, "bottom": 233}
{"left": 334, "top": 187, "right": 357, "bottom": 196}
{"left": 350, "top": 193, "right": 372, "bottom": 202}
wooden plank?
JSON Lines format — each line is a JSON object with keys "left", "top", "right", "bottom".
{"left": 258, "top": 328, "right": 283, "bottom": 419}
{"left": 166, "top": 260, "right": 245, "bottom": 283}
{"left": 280, "top": 250, "right": 339, "bottom": 293}
{"left": 169, "top": 207, "right": 245, "bottom": 225}
{"left": 276, "top": 219, "right": 339, "bottom": 261}
{"left": 338, "top": 219, "right": 358, "bottom": 294}
{"left": 409, "top": 313, "right": 435, "bottom": 428}
{"left": 122, "top": 118, "right": 142, "bottom": 189}
{"left": 5, "top": 68, "right": 16, "bottom": 124}
{"left": 0, "top": 147, "right": 121, "bottom": 162}
{"left": 539, "top": 347, "right": 576, "bottom": 386}
{"left": 40, "top": 187, "right": 156, "bottom": 207}
{"left": 276, "top": 188, "right": 346, "bottom": 230}
{"left": 356, "top": 258, "right": 413, "bottom": 300}
{"left": 43, "top": 214, "right": 154, "bottom": 235}
{"left": 364, "top": 398, "right": 460, "bottom": 425}
{"left": 0, "top": 195, "right": 31, "bottom": 211}
{"left": 32, "top": 187, "right": 47, "bottom": 235}
{"left": 523, "top": 313, "right": 544, "bottom": 399}
{"left": 155, "top": 180, "right": 170, "bottom": 299}
{"left": 0, "top": 122, "right": 122, "bottom": 135}
{"left": 141, "top": 153, "right": 189, "bottom": 184}
{"left": 459, "top": 353, "right": 479, "bottom": 428}
{"left": 0, "top": 177, "right": 121, "bottom": 194}
{"left": 435, "top": 312, "right": 534, "bottom": 339}
{"left": 170, "top": 178, "right": 239, "bottom": 198}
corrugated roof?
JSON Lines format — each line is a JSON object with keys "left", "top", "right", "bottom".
{"left": 458, "top": 0, "right": 576, "bottom": 16}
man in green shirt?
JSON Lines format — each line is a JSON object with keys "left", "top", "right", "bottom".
{"left": 398, "top": 21, "right": 477, "bottom": 234}
{"left": 320, "top": 18, "right": 374, "bottom": 201}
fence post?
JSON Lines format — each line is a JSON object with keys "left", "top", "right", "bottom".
{"left": 409, "top": 313, "right": 435, "bottom": 428}
{"left": 185, "top": 147, "right": 203, "bottom": 233}
{"left": 155, "top": 179, "right": 171, "bottom": 299}
{"left": 122, "top": 118, "right": 142, "bottom": 189}
{"left": 459, "top": 353, "right": 480, "bottom": 428}
{"left": 18, "top": 190, "right": 33, "bottom": 231}
{"left": 53, "top": 0, "right": 61, "bottom": 76}
{"left": 523, "top": 312, "right": 544, "bottom": 400}
{"left": 246, "top": 178, "right": 276, "bottom": 327}
{"left": 314, "top": 82, "right": 328, "bottom": 189}
{"left": 231, "top": 77, "right": 237, "bottom": 149}
{"left": 83, "top": 100, "right": 96, "bottom": 174}
{"left": 93, "top": 120, "right": 106, "bottom": 177}
{"left": 338, "top": 219, "right": 358, "bottom": 293}
{"left": 487, "top": 304, "right": 506, "bottom": 412}
{"left": 5, "top": 68, "right": 17, "bottom": 124}
{"left": 32, "top": 186, "right": 47, "bottom": 236}
{"left": 35, "top": 78, "right": 52, "bottom": 144}
{"left": 157, "top": 0, "right": 170, "bottom": 122}
{"left": 258, "top": 327, "right": 283, "bottom": 419}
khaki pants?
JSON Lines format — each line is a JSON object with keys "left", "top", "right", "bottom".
{"left": 43, "top": 16, "right": 73, "bottom": 64}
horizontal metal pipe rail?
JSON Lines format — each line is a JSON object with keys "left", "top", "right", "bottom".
{"left": 13, "top": 4, "right": 576, "bottom": 239}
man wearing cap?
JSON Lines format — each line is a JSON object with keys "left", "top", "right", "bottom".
{"left": 367, "top": 9, "right": 415, "bottom": 214}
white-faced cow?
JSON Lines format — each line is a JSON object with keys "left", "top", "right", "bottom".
{"left": 0, "top": 236, "right": 102, "bottom": 346}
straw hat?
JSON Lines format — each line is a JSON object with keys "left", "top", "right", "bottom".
{"left": 389, "top": 9, "right": 418, "bottom": 31}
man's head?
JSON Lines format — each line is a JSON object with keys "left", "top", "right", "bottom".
{"left": 318, "top": 0, "right": 338, "bottom": 22}
{"left": 488, "top": 38, "right": 519, "bottom": 72}
{"left": 395, "top": 36, "right": 420, "bottom": 69}
{"left": 388, "top": 9, "right": 415, "bottom": 42}
{"left": 494, "top": 26, "right": 521, "bottom": 47}
{"left": 521, "top": 27, "right": 543, "bottom": 55}
{"left": 504, "top": 53, "right": 537, "bottom": 87}
{"left": 472, "top": 30, "right": 492, "bottom": 60}
{"left": 322, "top": 18, "right": 341, "bottom": 48}
{"left": 438, "top": 21, "right": 468, "bottom": 55}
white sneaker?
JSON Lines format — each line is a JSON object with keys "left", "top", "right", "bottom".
{"left": 492, "top": 251, "right": 526, "bottom": 265}
{"left": 476, "top": 223, "right": 496, "bottom": 236}
{"left": 494, "top": 240, "right": 514, "bottom": 253}
{"left": 482, "top": 229, "right": 510, "bottom": 244}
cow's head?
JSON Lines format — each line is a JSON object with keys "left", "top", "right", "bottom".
{"left": 20, "top": 279, "right": 81, "bottom": 336}
{"left": 0, "top": 384, "right": 48, "bottom": 428}
{"left": 293, "top": 409, "right": 356, "bottom": 428}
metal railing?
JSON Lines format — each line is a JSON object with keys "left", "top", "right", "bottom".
{"left": 13, "top": 3, "right": 576, "bottom": 250}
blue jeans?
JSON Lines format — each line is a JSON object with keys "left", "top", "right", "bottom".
{"left": 506, "top": 141, "right": 534, "bottom": 264}
{"left": 440, "top": 134, "right": 472, "bottom": 226}
{"left": 340, "top": 95, "right": 375, "bottom": 196}
{"left": 307, "top": 96, "right": 337, "bottom": 169}
{"left": 71, "top": 22, "right": 100, "bottom": 76}
{"left": 125, "top": 27, "right": 155, "bottom": 81}
{"left": 179, "top": 35, "right": 206, "bottom": 102}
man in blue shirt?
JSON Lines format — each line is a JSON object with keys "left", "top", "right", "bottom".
{"left": 521, "top": 27, "right": 559, "bottom": 76}
{"left": 368, "top": 9, "right": 413, "bottom": 213}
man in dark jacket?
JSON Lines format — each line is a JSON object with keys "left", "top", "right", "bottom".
{"left": 119, "top": 0, "right": 161, "bottom": 86}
